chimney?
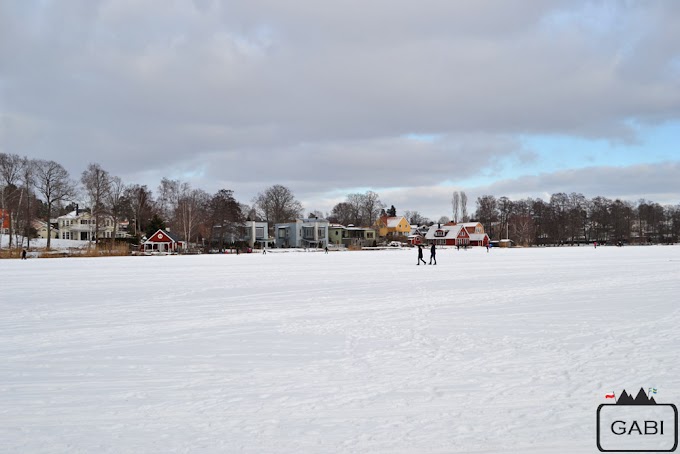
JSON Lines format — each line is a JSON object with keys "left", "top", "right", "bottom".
{"left": 75, "top": 204, "right": 79, "bottom": 216}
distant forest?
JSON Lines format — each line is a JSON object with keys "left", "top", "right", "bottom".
{"left": 1, "top": 152, "right": 679, "bottom": 248}
{"left": 471, "top": 193, "right": 680, "bottom": 246}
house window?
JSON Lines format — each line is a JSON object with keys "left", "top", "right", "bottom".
{"left": 256, "top": 227, "right": 264, "bottom": 239}
{"left": 317, "top": 228, "right": 325, "bottom": 238}
{"left": 302, "top": 227, "right": 314, "bottom": 239}
{"left": 278, "top": 228, "right": 287, "bottom": 239}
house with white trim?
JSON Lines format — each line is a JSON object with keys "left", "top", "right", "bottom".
{"left": 142, "top": 229, "right": 186, "bottom": 254}
{"left": 425, "top": 222, "right": 490, "bottom": 247}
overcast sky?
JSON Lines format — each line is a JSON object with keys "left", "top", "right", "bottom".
{"left": 1, "top": 0, "right": 679, "bottom": 220}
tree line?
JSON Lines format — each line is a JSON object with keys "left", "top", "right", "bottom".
{"left": 473, "top": 193, "right": 680, "bottom": 246}
{"left": 0, "top": 153, "right": 312, "bottom": 251}
{"left": 3, "top": 152, "right": 679, "bottom": 250}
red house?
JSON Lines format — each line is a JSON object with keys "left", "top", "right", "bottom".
{"left": 142, "top": 229, "right": 186, "bottom": 254}
{"left": 425, "top": 222, "right": 490, "bottom": 247}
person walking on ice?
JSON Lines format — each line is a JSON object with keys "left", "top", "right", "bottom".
{"left": 417, "top": 245, "right": 426, "bottom": 265}
{"left": 429, "top": 243, "right": 436, "bottom": 265}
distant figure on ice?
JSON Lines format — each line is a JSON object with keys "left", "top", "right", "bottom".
{"left": 593, "top": 241, "right": 598, "bottom": 248}
{"left": 429, "top": 243, "right": 437, "bottom": 265}
{"left": 486, "top": 243, "right": 490, "bottom": 253}
{"left": 21, "top": 249, "right": 27, "bottom": 260}
{"left": 324, "top": 245, "right": 329, "bottom": 254}
{"left": 417, "top": 245, "right": 426, "bottom": 265}
{"left": 262, "top": 245, "right": 267, "bottom": 254}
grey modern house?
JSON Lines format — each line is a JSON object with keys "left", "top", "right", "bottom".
{"left": 274, "top": 218, "right": 330, "bottom": 248}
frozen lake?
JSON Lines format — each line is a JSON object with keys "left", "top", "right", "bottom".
{"left": 1, "top": 246, "right": 679, "bottom": 453}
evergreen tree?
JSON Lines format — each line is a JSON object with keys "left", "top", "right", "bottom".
{"left": 145, "top": 214, "right": 166, "bottom": 237}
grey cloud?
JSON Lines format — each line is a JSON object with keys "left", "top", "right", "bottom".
{"left": 322, "top": 162, "right": 680, "bottom": 222}
{"left": 1, "top": 0, "right": 679, "bottom": 210}
{"left": 473, "top": 161, "right": 680, "bottom": 205}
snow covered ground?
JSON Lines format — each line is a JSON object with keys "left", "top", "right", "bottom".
{"left": 1, "top": 234, "right": 89, "bottom": 251}
{"left": 1, "top": 246, "right": 679, "bottom": 453}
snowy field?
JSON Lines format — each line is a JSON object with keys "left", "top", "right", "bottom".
{"left": 1, "top": 246, "right": 679, "bottom": 453}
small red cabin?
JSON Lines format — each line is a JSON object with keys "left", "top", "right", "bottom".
{"left": 142, "top": 229, "right": 185, "bottom": 254}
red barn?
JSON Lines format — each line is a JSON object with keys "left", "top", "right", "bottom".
{"left": 142, "top": 229, "right": 185, "bottom": 254}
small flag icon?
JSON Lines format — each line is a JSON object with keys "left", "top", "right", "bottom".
{"left": 649, "top": 388, "right": 658, "bottom": 394}
{"left": 605, "top": 393, "right": 616, "bottom": 399}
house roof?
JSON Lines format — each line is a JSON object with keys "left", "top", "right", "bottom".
{"left": 144, "top": 229, "right": 182, "bottom": 244}
{"left": 424, "top": 224, "right": 463, "bottom": 239}
{"left": 58, "top": 210, "right": 79, "bottom": 219}
{"left": 386, "top": 216, "right": 407, "bottom": 228}
{"left": 469, "top": 233, "right": 489, "bottom": 241}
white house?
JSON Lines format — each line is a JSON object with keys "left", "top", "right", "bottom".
{"left": 57, "top": 207, "right": 129, "bottom": 241}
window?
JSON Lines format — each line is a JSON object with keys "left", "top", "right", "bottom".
{"left": 255, "top": 227, "right": 264, "bottom": 239}
{"left": 278, "top": 228, "right": 288, "bottom": 239}
{"left": 302, "top": 227, "right": 314, "bottom": 239}
{"left": 317, "top": 228, "right": 325, "bottom": 238}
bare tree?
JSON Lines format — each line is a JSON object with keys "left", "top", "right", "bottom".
{"left": 206, "top": 189, "right": 243, "bottom": 251}
{"left": 81, "top": 163, "right": 112, "bottom": 244}
{"left": 34, "top": 160, "right": 75, "bottom": 249}
{"left": 346, "top": 193, "right": 364, "bottom": 226}
{"left": 18, "top": 158, "right": 36, "bottom": 248}
{"left": 498, "top": 196, "right": 513, "bottom": 240}
{"left": 437, "top": 216, "right": 450, "bottom": 224}
{"left": 361, "top": 191, "right": 384, "bottom": 227}
{"left": 0, "top": 153, "right": 23, "bottom": 250}
{"left": 452, "top": 191, "right": 460, "bottom": 224}
{"left": 461, "top": 191, "right": 469, "bottom": 222}
{"left": 403, "top": 210, "right": 429, "bottom": 226}
{"left": 177, "top": 186, "right": 209, "bottom": 245}
{"left": 474, "top": 195, "right": 498, "bottom": 239}
{"left": 254, "top": 184, "right": 303, "bottom": 225}
{"left": 157, "top": 178, "right": 181, "bottom": 226}
{"left": 241, "top": 203, "right": 258, "bottom": 221}
{"left": 329, "top": 202, "right": 354, "bottom": 225}
{"left": 123, "top": 184, "right": 154, "bottom": 238}
{"left": 106, "top": 176, "right": 127, "bottom": 245}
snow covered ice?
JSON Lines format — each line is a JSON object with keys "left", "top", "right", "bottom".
{"left": 1, "top": 246, "right": 679, "bottom": 453}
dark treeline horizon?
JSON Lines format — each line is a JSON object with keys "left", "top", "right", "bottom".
{"left": 472, "top": 193, "right": 680, "bottom": 246}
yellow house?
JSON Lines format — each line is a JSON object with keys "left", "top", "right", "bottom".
{"left": 376, "top": 216, "right": 412, "bottom": 238}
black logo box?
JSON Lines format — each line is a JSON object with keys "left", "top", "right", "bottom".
{"left": 597, "top": 403, "right": 678, "bottom": 452}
